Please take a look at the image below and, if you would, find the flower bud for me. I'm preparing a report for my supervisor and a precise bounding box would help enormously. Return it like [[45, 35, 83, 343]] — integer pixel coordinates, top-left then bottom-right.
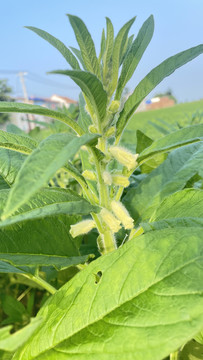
[[109, 100, 120, 113], [102, 171, 112, 185], [88, 125, 98, 134], [104, 126, 115, 138], [112, 174, 130, 187], [70, 219, 96, 238], [109, 146, 139, 170], [111, 200, 134, 230], [82, 170, 97, 181], [100, 208, 121, 233]]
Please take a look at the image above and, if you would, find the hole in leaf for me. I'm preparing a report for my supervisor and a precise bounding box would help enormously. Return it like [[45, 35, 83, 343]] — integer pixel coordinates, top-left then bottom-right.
[[94, 271, 102, 284]]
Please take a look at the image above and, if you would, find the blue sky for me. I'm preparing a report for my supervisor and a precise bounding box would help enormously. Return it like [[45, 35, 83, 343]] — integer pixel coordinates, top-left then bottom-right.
[[1, 0, 203, 102]]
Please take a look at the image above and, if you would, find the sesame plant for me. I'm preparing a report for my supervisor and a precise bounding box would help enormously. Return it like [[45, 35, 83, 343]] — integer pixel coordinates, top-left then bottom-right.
[[0, 14, 203, 360]]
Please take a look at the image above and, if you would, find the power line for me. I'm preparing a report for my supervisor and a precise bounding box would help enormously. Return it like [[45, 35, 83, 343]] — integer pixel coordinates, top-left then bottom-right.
[[0, 70, 77, 90]]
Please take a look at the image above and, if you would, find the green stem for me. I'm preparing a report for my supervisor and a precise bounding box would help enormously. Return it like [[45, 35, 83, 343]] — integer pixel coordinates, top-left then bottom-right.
[[88, 146, 109, 208], [22, 274, 56, 295], [170, 351, 179, 360], [63, 165, 99, 205]]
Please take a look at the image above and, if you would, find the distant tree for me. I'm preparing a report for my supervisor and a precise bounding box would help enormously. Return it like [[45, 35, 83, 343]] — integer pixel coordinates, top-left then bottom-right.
[[0, 79, 13, 124], [154, 89, 177, 104]]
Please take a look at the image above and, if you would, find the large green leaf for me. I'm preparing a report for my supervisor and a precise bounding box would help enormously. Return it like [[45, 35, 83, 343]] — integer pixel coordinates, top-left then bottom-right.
[[142, 189, 203, 231], [139, 124, 203, 162], [67, 15, 100, 77], [0, 129, 37, 152], [0, 188, 95, 269], [115, 15, 154, 100], [123, 142, 203, 223], [0, 187, 99, 227], [0, 102, 84, 135], [25, 27, 80, 69], [116, 44, 203, 140], [110, 17, 135, 96], [50, 70, 107, 124], [0, 254, 92, 271], [13, 227, 203, 360], [2, 133, 97, 218]]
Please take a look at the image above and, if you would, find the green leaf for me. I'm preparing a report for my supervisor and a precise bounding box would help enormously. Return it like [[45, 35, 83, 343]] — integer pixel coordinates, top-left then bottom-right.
[[67, 14, 100, 76], [123, 142, 203, 223], [102, 17, 114, 89], [116, 44, 203, 140], [110, 17, 136, 95], [0, 150, 27, 185], [1, 294, 27, 324], [0, 187, 99, 227], [136, 129, 153, 154], [115, 15, 154, 100], [70, 47, 87, 69], [13, 227, 203, 360], [50, 70, 107, 124], [142, 189, 203, 231], [119, 34, 134, 65], [0, 102, 84, 136], [25, 26, 80, 70], [0, 254, 92, 271], [2, 133, 97, 218], [0, 176, 9, 190], [0, 189, 93, 270], [98, 28, 106, 63], [0, 129, 37, 152], [0, 261, 25, 274], [139, 124, 203, 162], [179, 340, 203, 360], [0, 318, 41, 352]]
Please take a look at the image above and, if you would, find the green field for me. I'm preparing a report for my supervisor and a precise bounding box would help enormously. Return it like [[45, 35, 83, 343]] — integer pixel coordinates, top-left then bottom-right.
[[122, 99, 203, 147]]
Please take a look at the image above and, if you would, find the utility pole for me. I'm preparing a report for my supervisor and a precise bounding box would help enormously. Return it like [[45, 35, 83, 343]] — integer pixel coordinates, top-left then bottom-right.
[[18, 72, 32, 131]]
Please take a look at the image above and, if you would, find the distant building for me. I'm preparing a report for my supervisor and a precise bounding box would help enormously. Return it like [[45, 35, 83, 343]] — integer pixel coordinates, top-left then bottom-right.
[[136, 96, 175, 112], [49, 95, 77, 108]]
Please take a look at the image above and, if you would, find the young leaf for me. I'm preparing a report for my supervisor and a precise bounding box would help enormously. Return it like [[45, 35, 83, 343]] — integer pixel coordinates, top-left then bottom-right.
[[67, 14, 100, 77], [2, 133, 98, 218], [49, 70, 107, 124], [119, 34, 134, 65], [116, 44, 203, 140], [98, 28, 106, 63], [102, 17, 114, 89], [0, 102, 84, 135], [25, 27, 80, 70], [123, 141, 203, 223], [115, 15, 154, 100], [13, 227, 203, 360], [110, 17, 136, 96]]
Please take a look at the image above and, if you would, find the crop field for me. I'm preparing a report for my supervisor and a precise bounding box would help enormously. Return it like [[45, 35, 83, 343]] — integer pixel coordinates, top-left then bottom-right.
[[122, 99, 203, 145]]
